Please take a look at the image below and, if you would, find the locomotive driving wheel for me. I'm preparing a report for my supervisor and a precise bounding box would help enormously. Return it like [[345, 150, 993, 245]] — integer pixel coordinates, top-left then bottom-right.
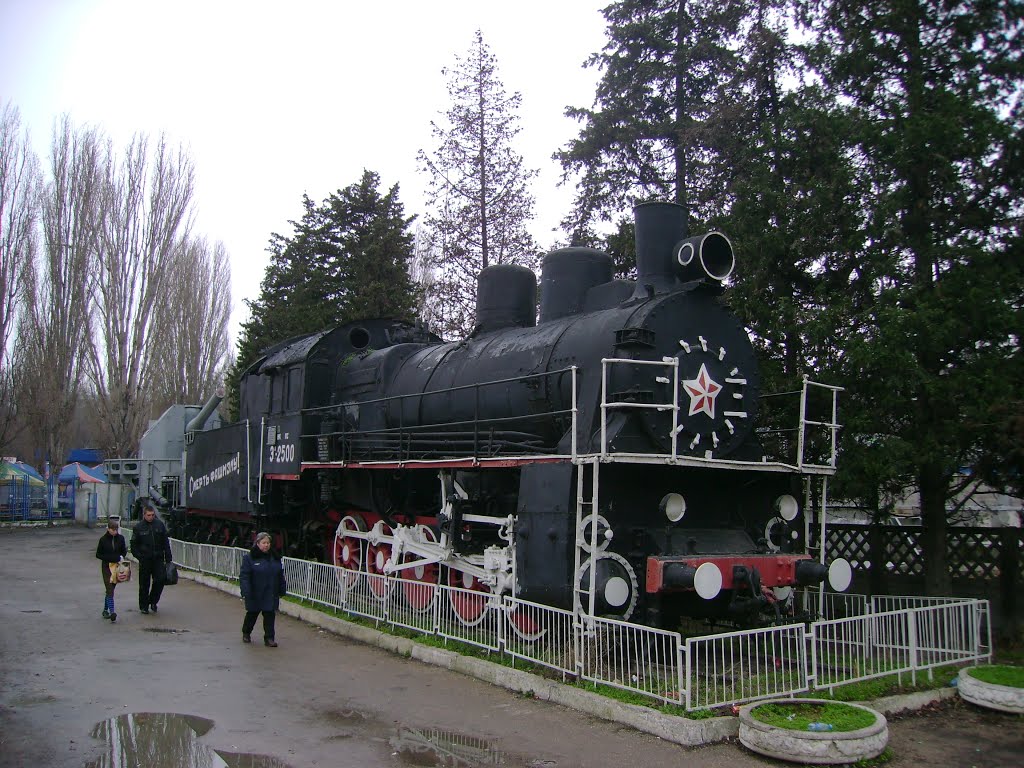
[[365, 522, 394, 600], [505, 602, 546, 643], [332, 515, 366, 588], [446, 568, 492, 627], [576, 551, 640, 622], [400, 525, 439, 612]]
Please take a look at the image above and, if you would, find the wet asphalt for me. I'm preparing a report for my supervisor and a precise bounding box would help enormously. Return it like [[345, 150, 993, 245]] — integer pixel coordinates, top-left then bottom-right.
[[0, 525, 756, 767], [1, 524, 1021, 767]]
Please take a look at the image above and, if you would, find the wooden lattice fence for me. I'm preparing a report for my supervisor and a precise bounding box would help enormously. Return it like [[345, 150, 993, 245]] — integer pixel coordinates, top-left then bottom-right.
[[826, 524, 1022, 635]]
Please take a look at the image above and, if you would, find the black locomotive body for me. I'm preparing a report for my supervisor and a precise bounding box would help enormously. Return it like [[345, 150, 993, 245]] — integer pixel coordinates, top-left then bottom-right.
[[177, 202, 848, 629]]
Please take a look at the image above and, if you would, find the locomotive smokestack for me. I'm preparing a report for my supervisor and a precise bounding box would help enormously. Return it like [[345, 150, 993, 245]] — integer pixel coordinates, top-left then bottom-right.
[[634, 202, 688, 294]]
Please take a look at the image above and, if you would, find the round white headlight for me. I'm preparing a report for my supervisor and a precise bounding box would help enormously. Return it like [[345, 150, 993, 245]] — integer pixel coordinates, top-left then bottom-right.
[[693, 562, 722, 600], [661, 493, 686, 522], [775, 494, 799, 522], [828, 558, 853, 592]]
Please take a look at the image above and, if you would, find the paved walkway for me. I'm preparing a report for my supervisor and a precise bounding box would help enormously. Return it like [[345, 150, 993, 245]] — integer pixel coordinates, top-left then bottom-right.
[[1, 524, 1021, 767]]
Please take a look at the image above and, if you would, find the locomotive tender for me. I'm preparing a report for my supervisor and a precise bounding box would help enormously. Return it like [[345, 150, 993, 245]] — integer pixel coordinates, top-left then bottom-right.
[[175, 201, 851, 630]]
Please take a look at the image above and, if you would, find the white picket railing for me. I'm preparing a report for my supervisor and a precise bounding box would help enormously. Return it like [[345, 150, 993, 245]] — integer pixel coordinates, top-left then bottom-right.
[[171, 538, 991, 711], [812, 598, 991, 692], [579, 615, 684, 704], [684, 622, 809, 710]]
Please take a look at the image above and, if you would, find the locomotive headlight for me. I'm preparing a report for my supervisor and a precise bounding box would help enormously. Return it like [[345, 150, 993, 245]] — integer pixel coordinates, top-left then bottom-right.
[[828, 558, 853, 592], [774, 494, 799, 522], [663, 561, 723, 599], [660, 493, 686, 522], [694, 562, 723, 600]]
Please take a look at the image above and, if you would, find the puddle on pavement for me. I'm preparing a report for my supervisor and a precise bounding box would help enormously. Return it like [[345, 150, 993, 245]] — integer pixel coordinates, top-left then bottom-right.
[[90, 710, 553, 768], [86, 712, 292, 768], [322, 705, 537, 766], [390, 725, 512, 766]]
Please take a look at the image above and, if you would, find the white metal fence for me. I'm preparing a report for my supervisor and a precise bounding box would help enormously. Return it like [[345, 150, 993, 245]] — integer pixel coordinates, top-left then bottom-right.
[[172, 539, 991, 712], [685, 622, 809, 710]]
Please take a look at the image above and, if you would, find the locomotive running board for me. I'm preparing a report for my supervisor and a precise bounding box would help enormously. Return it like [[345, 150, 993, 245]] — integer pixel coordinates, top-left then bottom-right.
[[303, 454, 834, 475], [303, 455, 568, 471]]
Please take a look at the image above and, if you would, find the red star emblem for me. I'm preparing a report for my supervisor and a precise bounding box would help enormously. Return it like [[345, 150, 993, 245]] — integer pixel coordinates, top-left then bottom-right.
[[683, 363, 722, 418]]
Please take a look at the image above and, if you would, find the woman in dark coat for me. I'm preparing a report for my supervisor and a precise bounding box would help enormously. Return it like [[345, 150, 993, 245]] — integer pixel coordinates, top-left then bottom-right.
[[239, 532, 287, 646], [95, 520, 128, 622]]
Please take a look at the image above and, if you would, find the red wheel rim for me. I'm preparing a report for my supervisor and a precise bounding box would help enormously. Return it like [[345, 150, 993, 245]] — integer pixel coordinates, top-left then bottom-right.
[[332, 516, 365, 588], [366, 524, 393, 600], [506, 604, 545, 642], [401, 526, 438, 612], [447, 568, 489, 626]]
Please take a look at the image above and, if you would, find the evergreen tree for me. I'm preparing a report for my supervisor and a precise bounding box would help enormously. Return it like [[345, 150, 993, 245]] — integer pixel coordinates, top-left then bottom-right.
[[326, 171, 418, 322], [709, 1, 864, 393], [563, 0, 1024, 596], [418, 29, 539, 340], [566, 1, 859, 391], [556, 0, 744, 237], [229, 171, 418, 418], [807, 0, 1024, 593]]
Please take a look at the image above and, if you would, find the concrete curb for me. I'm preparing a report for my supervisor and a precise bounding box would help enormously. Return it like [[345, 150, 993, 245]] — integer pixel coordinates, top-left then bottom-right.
[[862, 685, 958, 715], [180, 569, 951, 748], [957, 667, 1024, 713]]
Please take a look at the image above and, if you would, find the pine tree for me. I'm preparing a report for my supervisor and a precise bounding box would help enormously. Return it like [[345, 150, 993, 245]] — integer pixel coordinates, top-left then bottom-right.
[[325, 171, 418, 323], [418, 29, 539, 340], [556, 0, 744, 236], [707, 1, 864, 392], [228, 171, 418, 418]]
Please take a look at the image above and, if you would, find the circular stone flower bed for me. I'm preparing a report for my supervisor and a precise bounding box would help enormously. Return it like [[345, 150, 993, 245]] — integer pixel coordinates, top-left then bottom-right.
[[738, 699, 888, 765], [958, 665, 1024, 714]]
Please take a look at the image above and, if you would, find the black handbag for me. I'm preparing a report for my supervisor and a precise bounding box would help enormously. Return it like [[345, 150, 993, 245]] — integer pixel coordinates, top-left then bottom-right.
[[165, 560, 179, 585]]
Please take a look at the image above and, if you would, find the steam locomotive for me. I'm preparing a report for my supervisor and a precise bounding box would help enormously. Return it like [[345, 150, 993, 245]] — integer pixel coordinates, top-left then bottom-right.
[[117, 202, 851, 630]]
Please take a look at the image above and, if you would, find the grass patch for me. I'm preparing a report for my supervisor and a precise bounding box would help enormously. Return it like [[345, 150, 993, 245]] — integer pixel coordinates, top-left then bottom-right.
[[751, 701, 877, 732], [966, 665, 1024, 688], [571, 681, 700, 717], [811, 664, 963, 702]]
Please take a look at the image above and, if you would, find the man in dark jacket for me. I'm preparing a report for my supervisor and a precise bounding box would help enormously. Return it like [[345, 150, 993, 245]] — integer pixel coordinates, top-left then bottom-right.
[[131, 503, 173, 614]]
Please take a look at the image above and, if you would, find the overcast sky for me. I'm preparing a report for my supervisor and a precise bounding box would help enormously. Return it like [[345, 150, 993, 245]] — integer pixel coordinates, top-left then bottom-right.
[[0, 0, 609, 340]]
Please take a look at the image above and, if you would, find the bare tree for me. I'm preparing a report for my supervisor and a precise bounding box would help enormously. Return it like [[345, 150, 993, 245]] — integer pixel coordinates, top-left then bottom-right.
[[418, 30, 539, 339], [150, 235, 232, 412], [409, 224, 440, 335], [0, 103, 40, 454], [86, 133, 195, 456], [17, 115, 103, 470]]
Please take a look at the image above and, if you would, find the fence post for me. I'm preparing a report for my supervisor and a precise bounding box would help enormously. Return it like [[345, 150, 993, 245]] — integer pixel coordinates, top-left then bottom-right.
[[682, 637, 692, 710], [998, 528, 1020, 640], [907, 610, 919, 686], [806, 626, 818, 693], [868, 523, 886, 596]]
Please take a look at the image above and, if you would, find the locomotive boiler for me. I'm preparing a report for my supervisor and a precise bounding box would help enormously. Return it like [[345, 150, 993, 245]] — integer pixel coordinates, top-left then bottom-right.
[[170, 201, 851, 631]]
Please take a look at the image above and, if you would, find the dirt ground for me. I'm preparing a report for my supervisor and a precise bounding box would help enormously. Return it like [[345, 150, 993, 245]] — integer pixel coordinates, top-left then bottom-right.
[[0, 524, 1021, 767]]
